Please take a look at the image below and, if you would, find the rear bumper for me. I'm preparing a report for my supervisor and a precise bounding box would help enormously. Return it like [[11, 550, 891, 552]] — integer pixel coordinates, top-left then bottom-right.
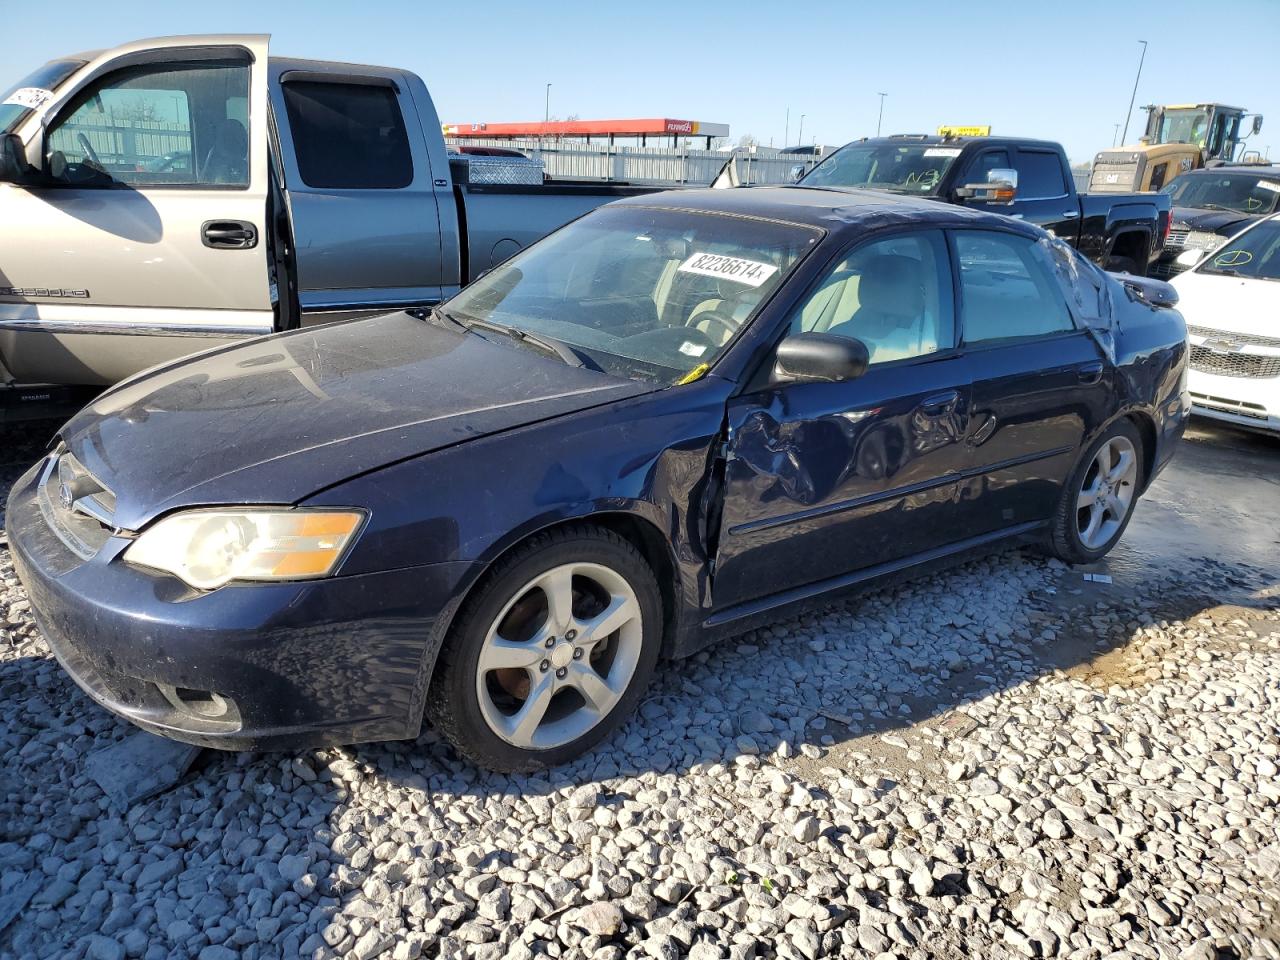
[[7, 461, 475, 751]]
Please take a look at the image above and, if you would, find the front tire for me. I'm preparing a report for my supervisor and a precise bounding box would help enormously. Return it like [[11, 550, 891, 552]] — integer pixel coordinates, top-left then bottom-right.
[[426, 526, 662, 772], [1047, 419, 1144, 564]]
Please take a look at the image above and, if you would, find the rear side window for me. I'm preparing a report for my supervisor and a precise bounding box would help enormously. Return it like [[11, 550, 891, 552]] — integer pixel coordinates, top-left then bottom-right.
[[282, 80, 412, 189], [955, 231, 1075, 344], [1015, 150, 1067, 199]]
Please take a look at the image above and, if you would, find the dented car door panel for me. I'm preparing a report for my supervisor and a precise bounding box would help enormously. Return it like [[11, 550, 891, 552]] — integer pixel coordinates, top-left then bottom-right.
[[712, 359, 973, 609]]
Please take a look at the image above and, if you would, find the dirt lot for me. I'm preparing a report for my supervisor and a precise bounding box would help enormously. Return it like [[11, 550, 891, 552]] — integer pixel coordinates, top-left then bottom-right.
[[1, 418, 1277, 960]]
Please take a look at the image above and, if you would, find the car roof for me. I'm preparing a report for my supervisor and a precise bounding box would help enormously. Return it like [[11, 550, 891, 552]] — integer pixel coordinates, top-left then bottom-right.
[[612, 186, 1043, 239], [1177, 165, 1277, 176], [840, 135, 1061, 150]]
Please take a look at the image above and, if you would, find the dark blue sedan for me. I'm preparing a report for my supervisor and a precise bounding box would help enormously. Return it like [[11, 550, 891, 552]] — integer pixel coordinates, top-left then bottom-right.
[[7, 188, 1189, 771]]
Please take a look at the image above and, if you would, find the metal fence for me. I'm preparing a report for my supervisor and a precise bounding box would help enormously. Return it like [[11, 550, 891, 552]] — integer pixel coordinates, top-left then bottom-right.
[[48, 119, 192, 168], [447, 138, 821, 186]]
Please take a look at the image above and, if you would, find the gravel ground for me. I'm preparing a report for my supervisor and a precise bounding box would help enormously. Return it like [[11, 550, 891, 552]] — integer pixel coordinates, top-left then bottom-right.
[[1, 420, 1278, 960]]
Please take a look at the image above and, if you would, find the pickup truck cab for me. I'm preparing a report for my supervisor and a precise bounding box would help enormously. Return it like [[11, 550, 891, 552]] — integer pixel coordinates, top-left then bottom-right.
[[0, 34, 662, 402], [798, 135, 1171, 276]]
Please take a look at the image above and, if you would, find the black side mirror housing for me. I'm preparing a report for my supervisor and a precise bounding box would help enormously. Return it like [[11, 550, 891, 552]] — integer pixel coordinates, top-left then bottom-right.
[[0, 133, 52, 187], [0, 133, 29, 183], [773, 332, 869, 384]]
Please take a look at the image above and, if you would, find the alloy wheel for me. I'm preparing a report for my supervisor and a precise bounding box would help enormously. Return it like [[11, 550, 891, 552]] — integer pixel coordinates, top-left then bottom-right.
[[1076, 435, 1138, 550], [475, 562, 643, 750]]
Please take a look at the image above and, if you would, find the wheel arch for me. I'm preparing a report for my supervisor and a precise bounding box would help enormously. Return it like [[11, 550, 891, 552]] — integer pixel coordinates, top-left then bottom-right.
[[415, 507, 687, 721]]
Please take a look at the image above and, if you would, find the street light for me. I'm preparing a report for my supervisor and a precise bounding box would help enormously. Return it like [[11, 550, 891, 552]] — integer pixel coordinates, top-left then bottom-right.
[[1119, 40, 1147, 145], [877, 93, 887, 137], [798, 114, 805, 147]]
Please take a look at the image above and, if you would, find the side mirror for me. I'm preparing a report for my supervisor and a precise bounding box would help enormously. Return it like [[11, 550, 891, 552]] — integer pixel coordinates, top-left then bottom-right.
[[955, 168, 1018, 204], [1175, 249, 1204, 268], [773, 333, 869, 384], [0, 133, 31, 184], [1253, 115, 1264, 136], [789, 163, 806, 183]]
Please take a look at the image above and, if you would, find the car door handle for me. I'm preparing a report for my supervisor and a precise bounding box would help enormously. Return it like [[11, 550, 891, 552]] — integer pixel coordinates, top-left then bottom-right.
[[1076, 360, 1104, 384], [918, 389, 960, 415], [201, 220, 258, 250], [1061, 210, 1080, 219]]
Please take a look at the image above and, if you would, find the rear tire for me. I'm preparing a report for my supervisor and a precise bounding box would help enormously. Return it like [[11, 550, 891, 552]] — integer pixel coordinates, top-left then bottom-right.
[[1046, 419, 1144, 565], [426, 525, 662, 772]]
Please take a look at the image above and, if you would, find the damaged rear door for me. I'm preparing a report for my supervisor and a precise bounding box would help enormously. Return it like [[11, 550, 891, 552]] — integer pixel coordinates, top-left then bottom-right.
[[710, 228, 974, 610]]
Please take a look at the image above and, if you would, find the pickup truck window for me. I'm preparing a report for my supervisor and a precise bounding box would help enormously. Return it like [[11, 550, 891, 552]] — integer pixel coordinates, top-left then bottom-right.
[[800, 142, 959, 195], [282, 81, 412, 190], [961, 149, 1010, 186], [442, 205, 819, 384], [955, 231, 1075, 344], [45, 61, 249, 188], [1014, 150, 1068, 199], [791, 230, 955, 365]]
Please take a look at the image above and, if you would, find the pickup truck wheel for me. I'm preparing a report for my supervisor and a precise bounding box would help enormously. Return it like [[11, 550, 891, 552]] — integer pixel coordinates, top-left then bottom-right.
[[1105, 255, 1139, 275], [426, 526, 662, 772], [1046, 419, 1144, 565]]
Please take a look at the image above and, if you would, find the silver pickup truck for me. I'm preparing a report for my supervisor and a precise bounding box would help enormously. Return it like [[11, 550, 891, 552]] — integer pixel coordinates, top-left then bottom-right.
[[0, 34, 664, 415]]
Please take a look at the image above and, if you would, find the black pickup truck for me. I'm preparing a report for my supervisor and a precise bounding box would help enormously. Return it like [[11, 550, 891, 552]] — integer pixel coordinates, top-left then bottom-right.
[[799, 135, 1171, 275]]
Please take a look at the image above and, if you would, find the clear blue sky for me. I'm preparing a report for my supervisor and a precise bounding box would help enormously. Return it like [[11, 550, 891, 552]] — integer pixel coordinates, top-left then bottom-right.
[[7, 0, 1279, 164]]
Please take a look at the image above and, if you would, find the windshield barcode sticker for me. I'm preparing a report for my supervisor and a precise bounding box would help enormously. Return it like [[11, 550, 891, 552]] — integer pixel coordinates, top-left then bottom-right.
[[923, 148, 962, 157], [677, 252, 777, 287], [1258, 180, 1280, 194], [3, 87, 54, 110]]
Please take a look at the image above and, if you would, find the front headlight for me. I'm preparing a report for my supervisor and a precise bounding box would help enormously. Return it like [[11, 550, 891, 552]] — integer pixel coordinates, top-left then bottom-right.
[[124, 509, 365, 590]]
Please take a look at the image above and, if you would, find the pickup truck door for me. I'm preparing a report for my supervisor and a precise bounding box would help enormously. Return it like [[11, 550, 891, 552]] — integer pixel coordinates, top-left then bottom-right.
[[0, 35, 273, 386], [960, 147, 1082, 244], [268, 66, 449, 319]]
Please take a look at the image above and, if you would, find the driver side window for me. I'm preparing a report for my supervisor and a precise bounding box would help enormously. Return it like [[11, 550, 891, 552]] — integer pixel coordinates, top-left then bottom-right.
[[45, 60, 250, 188], [790, 230, 955, 365]]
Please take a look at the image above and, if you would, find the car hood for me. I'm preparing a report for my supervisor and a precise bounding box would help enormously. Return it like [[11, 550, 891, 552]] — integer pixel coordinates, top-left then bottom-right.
[[1172, 206, 1256, 235], [60, 312, 655, 531], [1171, 270, 1280, 338]]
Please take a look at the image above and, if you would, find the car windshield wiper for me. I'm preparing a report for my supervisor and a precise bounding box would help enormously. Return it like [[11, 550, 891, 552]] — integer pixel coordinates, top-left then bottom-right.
[[433, 308, 597, 370]]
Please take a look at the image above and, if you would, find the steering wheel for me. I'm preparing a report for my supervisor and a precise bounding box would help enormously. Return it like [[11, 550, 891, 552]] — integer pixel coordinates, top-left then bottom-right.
[[688, 309, 740, 346], [76, 132, 103, 169]]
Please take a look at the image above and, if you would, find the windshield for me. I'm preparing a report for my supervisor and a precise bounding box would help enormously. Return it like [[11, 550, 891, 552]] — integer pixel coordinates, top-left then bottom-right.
[[441, 205, 820, 384], [1, 59, 85, 134], [1162, 173, 1280, 215], [1152, 108, 1211, 146], [1197, 218, 1280, 282], [799, 142, 960, 195]]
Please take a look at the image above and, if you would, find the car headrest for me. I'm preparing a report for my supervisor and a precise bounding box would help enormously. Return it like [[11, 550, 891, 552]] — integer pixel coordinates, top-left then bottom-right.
[[857, 254, 925, 318]]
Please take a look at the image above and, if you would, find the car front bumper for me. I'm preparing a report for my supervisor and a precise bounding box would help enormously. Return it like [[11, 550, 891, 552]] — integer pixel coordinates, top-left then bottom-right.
[[6, 460, 475, 751], [1188, 368, 1280, 436]]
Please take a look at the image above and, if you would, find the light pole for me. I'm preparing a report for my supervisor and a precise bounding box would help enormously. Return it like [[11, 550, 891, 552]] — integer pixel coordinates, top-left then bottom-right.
[[798, 114, 805, 147], [1112, 123, 1120, 147], [784, 107, 790, 147], [1119, 40, 1147, 145], [876, 93, 887, 137]]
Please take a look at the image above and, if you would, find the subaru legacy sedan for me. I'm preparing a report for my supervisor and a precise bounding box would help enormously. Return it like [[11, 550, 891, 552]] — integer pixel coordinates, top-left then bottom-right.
[[8, 189, 1189, 771]]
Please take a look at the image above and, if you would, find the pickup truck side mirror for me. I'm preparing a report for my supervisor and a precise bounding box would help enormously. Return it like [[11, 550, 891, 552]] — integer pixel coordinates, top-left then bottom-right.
[[773, 333, 869, 384], [955, 168, 1018, 204], [0, 133, 33, 185], [789, 163, 806, 183]]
